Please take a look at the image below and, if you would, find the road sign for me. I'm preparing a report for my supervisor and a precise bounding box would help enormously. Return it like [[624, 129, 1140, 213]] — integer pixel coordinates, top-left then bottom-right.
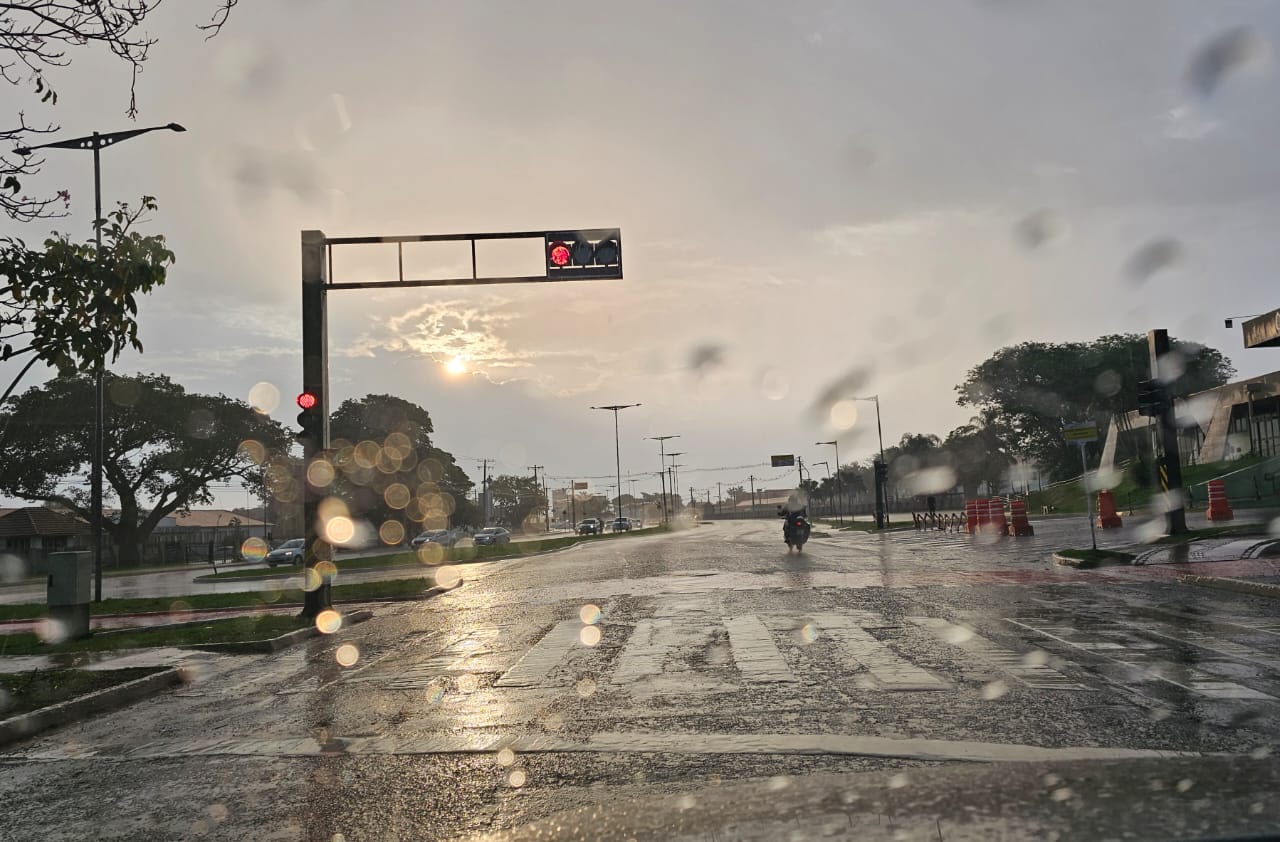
[[771, 454, 795, 467], [1243, 307, 1280, 349], [573, 482, 589, 490], [1062, 423, 1098, 444]]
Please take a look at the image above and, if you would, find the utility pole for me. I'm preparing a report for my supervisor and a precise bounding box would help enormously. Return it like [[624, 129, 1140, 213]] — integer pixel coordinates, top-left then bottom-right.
[[646, 435, 680, 525], [480, 458, 493, 527], [816, 441, 843, 525], [668, 466, 677, 515], [1148, 329, 1188, 535], [528, 465, 545, 531], [667, 452, 685, 514], [750, 475, 757, 517], [717, 482, 722, 516], [657, 470, 668, 523]]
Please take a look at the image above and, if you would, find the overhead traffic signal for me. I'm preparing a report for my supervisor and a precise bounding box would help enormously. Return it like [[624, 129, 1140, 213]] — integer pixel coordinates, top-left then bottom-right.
[[544, 229, 623, 280]]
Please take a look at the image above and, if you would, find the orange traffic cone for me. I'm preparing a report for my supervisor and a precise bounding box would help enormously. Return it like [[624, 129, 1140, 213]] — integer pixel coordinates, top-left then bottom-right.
[[1206, 479, 1234, 522], [1096, 490, 1123, 529]]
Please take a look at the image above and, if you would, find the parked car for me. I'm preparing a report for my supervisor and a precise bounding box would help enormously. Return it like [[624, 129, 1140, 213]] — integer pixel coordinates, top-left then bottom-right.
[[611, 517, 632, 532], [577, 518, 604, 535], [265, 538, 305, 567], [473, 527, 511, 546], [410, 529, 458, 549]]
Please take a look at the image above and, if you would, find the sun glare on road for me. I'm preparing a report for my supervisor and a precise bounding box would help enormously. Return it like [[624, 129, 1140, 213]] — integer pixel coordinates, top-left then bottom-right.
[[445, 356, 467, 377]]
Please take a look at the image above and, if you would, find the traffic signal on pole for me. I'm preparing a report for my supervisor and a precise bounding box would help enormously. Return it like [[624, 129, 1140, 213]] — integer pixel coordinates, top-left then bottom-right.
[[544, 229, 622, 280], [296, 391, 323, 445], [1137, 379, 1167, 417], [874, 461, 889, 482]]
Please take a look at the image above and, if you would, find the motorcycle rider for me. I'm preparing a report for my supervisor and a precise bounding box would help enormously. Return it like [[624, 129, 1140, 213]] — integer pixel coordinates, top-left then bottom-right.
[[777, 491, 810, 547]]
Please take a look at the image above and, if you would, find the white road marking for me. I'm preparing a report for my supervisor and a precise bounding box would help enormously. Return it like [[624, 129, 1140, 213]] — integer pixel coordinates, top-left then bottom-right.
[[1008, 619, 1276, 701], [724, 615, 797, 683], [908, 616, 1085, 690], [814, 613, 949, 691], [610, 618, 675, 685], [494, 620, 583, 688]]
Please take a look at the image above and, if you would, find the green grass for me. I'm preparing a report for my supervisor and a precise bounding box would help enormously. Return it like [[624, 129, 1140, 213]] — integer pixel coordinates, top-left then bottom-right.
[[0, 667, 167, 717], [0, 577, 433, 623], [1055, 547, 1136, 569], [0, 613, 311, 657], [1147, 524, 1271, 544], [1027, 457, 1273, 515], [196, 526, 665, 581]]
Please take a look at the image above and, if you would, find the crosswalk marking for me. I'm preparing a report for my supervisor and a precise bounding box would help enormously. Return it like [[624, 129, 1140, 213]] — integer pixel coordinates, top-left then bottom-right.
[[723, 615, 797, 683], [494, 620, 582, 688], [1114, 620, 1280, 671], [610, 619, 675, 685], [906, 617, 1085, 690], [814, 613, 949, 691], [1008, 619, 1276, 701]]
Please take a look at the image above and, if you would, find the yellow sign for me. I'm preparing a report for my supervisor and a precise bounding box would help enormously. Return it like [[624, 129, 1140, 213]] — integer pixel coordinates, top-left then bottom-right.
[[1062, 424, 1098, 443]]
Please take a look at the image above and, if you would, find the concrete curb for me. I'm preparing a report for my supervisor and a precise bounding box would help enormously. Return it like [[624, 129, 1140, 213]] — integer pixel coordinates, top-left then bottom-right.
[[183, 608, 375, 654], [0, 667, 184, 748], [1178, 575, 1280, 600], [1052, 553, 1098, 569]]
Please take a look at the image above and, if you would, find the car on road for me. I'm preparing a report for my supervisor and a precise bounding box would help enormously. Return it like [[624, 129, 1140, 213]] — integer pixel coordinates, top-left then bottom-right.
[[473, 527, 511, 546], [577, 518, 604, 535], [611, 517, 632, 532], [410, 529, 459, 549], [265, 538, 305, 567]]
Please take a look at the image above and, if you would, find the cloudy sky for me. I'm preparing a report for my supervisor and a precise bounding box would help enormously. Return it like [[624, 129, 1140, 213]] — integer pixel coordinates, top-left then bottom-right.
[[5, 0, 1280, 506]]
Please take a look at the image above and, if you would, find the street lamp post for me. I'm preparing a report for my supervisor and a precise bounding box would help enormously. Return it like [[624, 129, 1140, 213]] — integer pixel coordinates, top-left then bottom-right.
[[592, 404, 640, 532], [666, 453, 686, 515], [645, 435, 679, 524], [851, 395, 887, 529], [816, 440, 843, 525], [15, 123, 186, 602], [814, 460, 831, 517]]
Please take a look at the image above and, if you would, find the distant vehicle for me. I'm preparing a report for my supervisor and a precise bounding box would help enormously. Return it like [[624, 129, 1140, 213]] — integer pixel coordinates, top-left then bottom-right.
[[577, 518, 604, 535], [265, 538, 305, 567], [410, 529, 458, 549], [611, 517, 632, 532], [473, 527, 511, 546]]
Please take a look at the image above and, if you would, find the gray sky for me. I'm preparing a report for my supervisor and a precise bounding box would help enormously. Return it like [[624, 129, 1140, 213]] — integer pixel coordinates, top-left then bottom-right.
[[5, 0, 1280, 506]]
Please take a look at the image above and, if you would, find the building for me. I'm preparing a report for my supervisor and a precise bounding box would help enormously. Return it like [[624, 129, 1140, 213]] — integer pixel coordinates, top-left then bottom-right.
[[0, 506, 90, 575], [1102, 370, 1280, 468]]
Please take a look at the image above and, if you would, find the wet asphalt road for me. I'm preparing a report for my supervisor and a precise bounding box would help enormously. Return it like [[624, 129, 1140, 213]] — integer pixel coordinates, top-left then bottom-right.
[[1, 519, 1279, 840]]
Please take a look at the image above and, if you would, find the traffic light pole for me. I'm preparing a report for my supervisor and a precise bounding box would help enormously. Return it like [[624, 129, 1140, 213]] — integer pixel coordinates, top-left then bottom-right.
[[300, 232, 333, 619], [1148, 329, 1188, 535]]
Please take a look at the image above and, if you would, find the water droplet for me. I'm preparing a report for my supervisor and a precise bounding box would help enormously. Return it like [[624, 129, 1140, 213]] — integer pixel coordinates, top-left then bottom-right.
[[829, 400, 859, 430], [207, 803, 229, 823], [579, 625, 602, 647], [456, 674, 478, 693], [942, 623, 974, 645], [798, 623, 817, 644], [576, 677, 597, 698], [981, 679, 1009, 700], [496, 747, 516, 767], [888, 773, 910, 789], [315, 610, 342, 635], [1176, 778, 1195, 793], [1043, 774, 1061, 787], [677, 794, 697, 810], [1050, 787, 1073, 802], [323, 515, 354, 544], [1014, 209, 1068, 250], [767, 775, 791, 791], [434, 565, 462, 589], [759, 368, 789, 401], [1250, 745, 1272, 759], [1021, 650, 1050, 667], [240, 537, 268, 563], [507, 769, 527, 788], [1094, 370, 1122, 397], [1187, 27, 1270, 98], [335, 643, 359, 667], [247, 381, 280, 414], [1124, 239, 1183, 286], [688, 343, 726, 377], [579, 604, 602, 625]]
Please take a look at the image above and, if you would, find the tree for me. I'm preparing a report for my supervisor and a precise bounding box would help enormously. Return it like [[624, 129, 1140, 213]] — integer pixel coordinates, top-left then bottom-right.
[[0, 373, 289, 565], [488, 475, 547, 531], [1, 1, 237, 221], [326, 394, 477, 538], [726, 485, 746, 505], [0, 197, 175, 401], [943, 414, 1015, 498], [956, 334, 1234, 480]]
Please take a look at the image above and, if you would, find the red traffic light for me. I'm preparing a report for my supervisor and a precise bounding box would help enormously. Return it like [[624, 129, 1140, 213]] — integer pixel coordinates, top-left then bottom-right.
[[297, 392, 318, 410], [548, 241, 571, 267]]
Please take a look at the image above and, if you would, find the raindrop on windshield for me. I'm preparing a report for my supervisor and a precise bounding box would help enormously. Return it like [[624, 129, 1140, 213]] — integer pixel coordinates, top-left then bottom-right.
[[1014, 209, 1068, 250], [1124, 238, 1183, 286], [1186, 27, 1270, 98]]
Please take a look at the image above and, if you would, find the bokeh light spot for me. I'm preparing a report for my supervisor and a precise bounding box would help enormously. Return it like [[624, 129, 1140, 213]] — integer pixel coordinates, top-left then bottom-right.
[[335, 643, 360, 667], [829, 400, 858, 430], [579, 604, 601, 625], [579, 625, 602, 647], [379, 520, 406, 545], [507, 769, 527, 788], [416, 543, 444, 565], [241, 537, 268, 563], [248, 381, 281, 414], [434, 565, 462, 589], [324, 516, 355, 545], [315, 609, 342, 634], [496, 747, 516, 766]]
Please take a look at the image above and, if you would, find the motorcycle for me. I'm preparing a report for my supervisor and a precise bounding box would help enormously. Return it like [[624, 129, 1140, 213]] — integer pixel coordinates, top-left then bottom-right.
[[782, 510, 811, 552]]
